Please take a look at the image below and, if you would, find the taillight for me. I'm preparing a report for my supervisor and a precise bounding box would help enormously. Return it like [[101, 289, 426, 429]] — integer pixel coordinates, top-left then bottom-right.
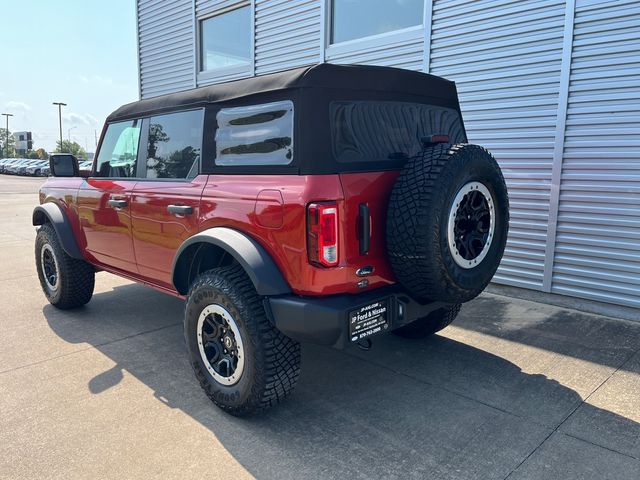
[[307, 202, 339, 267]]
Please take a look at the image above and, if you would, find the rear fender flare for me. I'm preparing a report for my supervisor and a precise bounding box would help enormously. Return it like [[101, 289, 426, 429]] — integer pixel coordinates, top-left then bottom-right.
[[172, 227, 291, 296], [32, 203, 83, 259]]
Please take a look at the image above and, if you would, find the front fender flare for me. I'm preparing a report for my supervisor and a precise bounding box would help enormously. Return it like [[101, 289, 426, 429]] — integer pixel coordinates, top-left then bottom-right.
[[172, 227, 291, 296], [32, 203, 83, 259]]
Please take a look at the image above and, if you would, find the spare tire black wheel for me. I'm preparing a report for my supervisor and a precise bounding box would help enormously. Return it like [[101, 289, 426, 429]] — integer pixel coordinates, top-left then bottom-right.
[[387, 143, 509, 304]]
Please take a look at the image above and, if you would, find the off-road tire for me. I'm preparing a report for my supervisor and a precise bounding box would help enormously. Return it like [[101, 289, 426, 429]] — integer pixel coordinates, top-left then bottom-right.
[[393, 304, 461, 339], [184, 264, 301, 416], [387, 143, 509, 303], [35, 223, 95, 309]]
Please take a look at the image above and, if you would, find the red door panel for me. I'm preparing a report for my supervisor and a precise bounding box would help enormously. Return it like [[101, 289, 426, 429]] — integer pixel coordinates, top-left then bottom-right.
[[338, 171, 399, 282], [77, 178, 138, 273], [131, 176, 207, 288]]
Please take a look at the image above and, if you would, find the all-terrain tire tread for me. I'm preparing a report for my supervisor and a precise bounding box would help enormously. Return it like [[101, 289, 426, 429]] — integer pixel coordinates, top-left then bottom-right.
[[35, 223, 95, 309], [387, 143, 508, 303], [186, 264, 301, 416]]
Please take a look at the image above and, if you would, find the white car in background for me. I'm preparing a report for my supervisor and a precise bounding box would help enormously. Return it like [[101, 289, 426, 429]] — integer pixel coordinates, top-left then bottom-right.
[[79, 160, 93, 174], [25, 160, 50, 176]]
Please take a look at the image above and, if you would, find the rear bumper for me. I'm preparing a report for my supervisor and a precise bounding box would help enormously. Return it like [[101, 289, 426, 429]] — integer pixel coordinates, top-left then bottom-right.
[[266, 286, 449, 349]]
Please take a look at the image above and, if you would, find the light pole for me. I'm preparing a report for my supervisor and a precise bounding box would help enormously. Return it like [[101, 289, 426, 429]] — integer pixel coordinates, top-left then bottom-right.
[[52, 102, 66, 152], [1, 113, 13, 158], [68, 125, 77, 143]]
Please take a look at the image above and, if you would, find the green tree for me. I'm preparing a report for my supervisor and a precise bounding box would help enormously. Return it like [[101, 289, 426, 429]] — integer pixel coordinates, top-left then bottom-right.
[[0, 128, 16, 159], [35, 148, 49, 160], [55, 140, 87, 159], [27, 150, 40, 159]]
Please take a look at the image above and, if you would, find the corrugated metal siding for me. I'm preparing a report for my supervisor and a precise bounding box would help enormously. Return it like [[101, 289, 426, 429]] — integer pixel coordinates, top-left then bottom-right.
[[254, 0, 322, 75], [138, 0, 195, 98], [326, 31, 424, 71], [197, 68, 253, 86], [196, 0, 242, 16], [136, 0, 640, 311], [551, 0, 640, 308], [429, 0, 567, 290]]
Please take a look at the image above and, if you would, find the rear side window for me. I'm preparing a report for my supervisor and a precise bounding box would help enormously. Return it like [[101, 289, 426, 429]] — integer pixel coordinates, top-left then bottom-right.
[[95, 120, 141, 177], [215, 101, 294, 166], [146, 109, 203, 179], [330, 101, 465, 163]]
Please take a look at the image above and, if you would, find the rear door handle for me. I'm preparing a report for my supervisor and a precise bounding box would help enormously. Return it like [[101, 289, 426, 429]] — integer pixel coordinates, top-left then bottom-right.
[[108, 199, 128, 209], [167, 205, 193, 215]]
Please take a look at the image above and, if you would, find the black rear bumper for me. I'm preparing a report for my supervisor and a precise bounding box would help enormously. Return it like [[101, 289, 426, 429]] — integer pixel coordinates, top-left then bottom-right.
[[266, 286, 449, 349]]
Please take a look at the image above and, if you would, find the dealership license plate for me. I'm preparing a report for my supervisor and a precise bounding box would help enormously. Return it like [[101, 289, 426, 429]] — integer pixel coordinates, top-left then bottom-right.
[[349, 299, 390, 342]]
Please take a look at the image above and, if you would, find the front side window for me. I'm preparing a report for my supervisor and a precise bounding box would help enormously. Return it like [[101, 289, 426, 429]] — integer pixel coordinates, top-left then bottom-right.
[[215, 101, 294, 166], [331, 0, 423, 44], [95, 120, 141, 177], [331, 101, 465, 163], [200, 6, 251, 71], [146, 110, 203, 179]]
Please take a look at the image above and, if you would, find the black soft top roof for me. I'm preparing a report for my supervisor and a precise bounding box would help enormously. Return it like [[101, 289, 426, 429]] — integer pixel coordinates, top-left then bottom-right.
[[107, 63, 460, 122]]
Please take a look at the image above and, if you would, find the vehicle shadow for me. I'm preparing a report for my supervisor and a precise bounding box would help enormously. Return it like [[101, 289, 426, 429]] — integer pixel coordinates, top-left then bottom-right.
[[43, 283, 640, 479], [453, 294, 640, 373]]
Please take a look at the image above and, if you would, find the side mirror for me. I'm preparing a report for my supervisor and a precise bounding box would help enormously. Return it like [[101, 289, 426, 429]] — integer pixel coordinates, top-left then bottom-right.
[[49, 154, 79, 177]]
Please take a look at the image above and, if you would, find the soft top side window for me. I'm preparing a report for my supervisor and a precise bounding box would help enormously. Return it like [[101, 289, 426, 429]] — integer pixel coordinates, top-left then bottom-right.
[[215, 100, 294, 166], [95, 120, 141, 178], [145, 109, 203, 179]]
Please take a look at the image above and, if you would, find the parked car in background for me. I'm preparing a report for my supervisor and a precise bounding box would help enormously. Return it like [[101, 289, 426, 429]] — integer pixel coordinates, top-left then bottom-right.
[[6, 159, 32, 174], [78, 161, 93, 174], [1, 158, 17, 173], [1, 158, 51, 176], [25, 160, 49, 176], [0, 158, 17, 173], [17, 160, 44, 176]]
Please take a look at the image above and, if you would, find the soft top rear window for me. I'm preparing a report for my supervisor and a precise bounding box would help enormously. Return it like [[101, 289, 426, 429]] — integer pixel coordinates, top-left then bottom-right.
[[330, 101, 465, 163]]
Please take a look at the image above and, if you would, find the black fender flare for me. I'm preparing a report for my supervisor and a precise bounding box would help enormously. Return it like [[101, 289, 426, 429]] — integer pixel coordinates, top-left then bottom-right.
[[32, 203, 84, 259], [172, 227, 291, 296]]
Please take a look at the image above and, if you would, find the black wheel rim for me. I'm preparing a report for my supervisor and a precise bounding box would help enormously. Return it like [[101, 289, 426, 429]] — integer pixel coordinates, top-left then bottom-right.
[[197, 304, 244, 385], [454, 190, 491, 258], [41, 244, 59, 291], [447, 182, 495, 269]]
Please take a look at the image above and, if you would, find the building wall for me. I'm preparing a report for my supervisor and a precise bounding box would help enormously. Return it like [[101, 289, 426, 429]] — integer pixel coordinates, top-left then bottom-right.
[[136, 0, 640, 310], [13, 131, 32, 153]]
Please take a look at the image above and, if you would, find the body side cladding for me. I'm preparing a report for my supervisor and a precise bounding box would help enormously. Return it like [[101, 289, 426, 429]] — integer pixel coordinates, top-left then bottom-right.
[[32, 203, 84, 259], [172, 227, 291, 296]]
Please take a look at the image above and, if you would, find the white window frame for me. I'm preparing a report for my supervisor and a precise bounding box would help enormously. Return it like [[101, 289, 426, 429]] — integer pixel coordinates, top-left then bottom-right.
[[324, 0, 425, 61], [196, 1, 255, 84]]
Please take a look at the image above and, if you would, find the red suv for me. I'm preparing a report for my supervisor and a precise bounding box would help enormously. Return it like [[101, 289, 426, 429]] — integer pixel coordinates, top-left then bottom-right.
[[34, 64, 509, 415]]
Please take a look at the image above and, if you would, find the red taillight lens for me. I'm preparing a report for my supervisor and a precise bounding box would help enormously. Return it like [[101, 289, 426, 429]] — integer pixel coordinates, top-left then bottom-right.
[[307, 202, 339, 267]]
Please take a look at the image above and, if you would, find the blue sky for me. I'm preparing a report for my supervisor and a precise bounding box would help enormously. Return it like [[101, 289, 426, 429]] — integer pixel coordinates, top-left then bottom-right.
[[0, 0, 138, 152]]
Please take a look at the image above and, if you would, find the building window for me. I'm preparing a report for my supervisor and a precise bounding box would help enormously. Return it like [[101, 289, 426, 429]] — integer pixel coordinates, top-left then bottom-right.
[[330, 0, 424, 44], [199, 6, 251, 72]]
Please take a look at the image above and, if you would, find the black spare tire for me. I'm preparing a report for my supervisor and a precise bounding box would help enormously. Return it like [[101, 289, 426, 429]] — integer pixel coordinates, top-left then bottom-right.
[[387, 143, 509, 304]]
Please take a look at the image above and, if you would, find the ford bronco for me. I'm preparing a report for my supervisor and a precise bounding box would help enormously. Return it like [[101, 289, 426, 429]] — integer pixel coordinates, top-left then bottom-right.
[[34, 64, 509, 415]]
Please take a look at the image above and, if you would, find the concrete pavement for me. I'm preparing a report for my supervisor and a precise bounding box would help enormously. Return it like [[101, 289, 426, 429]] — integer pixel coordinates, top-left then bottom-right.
[[0, 175, 638, 479]]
